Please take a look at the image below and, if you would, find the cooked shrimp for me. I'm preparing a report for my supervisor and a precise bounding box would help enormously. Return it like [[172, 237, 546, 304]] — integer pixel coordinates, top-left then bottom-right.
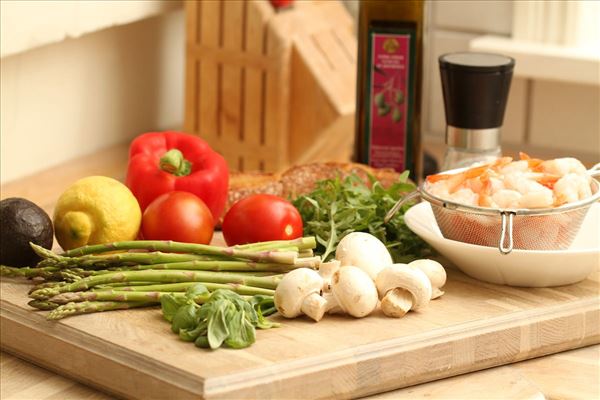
[[427, 180, 450, 198], [519, 152, 544, 169], [519, 187, 554, 208], [539, 158, 587, 176], [424, 155, 593, 209], [553, 173, 593, 206], [504, 173, 548, 195], [499, 160, 529, 175], [450, 188, 479, 206], [492, 189, 522, 208]]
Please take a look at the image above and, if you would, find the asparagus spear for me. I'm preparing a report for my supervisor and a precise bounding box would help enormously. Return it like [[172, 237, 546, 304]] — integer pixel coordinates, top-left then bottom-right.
[[232, 237, 316, 251], [1, 265, 60, 279], [34, 249, 226, 269], [2, 266, 98, 282], [92, 272, 279, 289], [92, 282, 275, 295], [58, 240, 300, 264], [48, 290, 258, 305], [47, 301, 153, 320], [110, 259, 319, 272], [28, 299, 60, 310], [30, 269, 282, 300], [50, 290, 172, 304]]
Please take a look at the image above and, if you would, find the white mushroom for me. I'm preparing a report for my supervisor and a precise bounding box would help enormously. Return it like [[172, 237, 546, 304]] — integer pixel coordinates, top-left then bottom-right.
[[375, 264, 432, 318], [408, 259, 447, 299], [275, 265, 378, 321], [318, 260, 341, 292], [274, 268, 327, 321], [325, 266, 379, 318], [335, 232, 393, 280]]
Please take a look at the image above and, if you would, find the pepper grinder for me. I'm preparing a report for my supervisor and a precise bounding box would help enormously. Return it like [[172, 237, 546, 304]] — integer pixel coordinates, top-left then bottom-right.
[[439, 52, 515, 170]]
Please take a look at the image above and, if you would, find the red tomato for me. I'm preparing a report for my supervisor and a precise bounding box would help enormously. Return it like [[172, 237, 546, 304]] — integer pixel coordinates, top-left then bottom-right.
[[142, 191, 214, 244], [222, 194, 303, 246]]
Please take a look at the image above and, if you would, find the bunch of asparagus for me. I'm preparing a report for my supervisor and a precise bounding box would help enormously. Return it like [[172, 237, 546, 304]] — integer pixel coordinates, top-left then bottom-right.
[[1, 237, 319, 320]]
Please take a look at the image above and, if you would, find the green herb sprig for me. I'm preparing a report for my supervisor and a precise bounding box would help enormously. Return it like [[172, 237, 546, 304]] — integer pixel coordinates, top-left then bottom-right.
[[161, 284, 278, 350], [292, 172, 431, 262]]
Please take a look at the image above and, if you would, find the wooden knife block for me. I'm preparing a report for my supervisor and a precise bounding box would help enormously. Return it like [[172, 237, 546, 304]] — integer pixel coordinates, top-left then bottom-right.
[[184, 0, 356, 172]]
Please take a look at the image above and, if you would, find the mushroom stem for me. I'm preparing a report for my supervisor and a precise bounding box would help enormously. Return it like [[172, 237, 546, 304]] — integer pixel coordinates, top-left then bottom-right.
[[301, 292, 328, 322], [318, 260, 341, 292], [375, 264, 432, 318], [380, 288, 413, 318], [320, 292, 343, 314]]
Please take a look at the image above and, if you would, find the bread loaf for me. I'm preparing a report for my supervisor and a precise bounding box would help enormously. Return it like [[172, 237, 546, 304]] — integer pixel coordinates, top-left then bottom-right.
[[225, 163, 401, 216]]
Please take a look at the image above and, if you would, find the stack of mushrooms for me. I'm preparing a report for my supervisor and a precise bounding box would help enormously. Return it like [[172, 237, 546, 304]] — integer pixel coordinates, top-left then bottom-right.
[[275, 232, 446, 321]]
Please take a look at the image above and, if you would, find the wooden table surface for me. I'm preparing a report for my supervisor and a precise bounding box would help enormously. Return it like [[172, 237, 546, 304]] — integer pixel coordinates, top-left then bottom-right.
[[1, 141, 599, 399]]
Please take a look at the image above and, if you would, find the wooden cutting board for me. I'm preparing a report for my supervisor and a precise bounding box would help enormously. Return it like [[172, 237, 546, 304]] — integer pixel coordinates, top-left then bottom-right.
[[1, 264, 598, 400]]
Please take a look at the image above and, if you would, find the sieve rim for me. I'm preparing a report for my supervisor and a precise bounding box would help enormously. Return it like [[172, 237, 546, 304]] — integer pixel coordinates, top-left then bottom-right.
[[421, 170, 600, 217]]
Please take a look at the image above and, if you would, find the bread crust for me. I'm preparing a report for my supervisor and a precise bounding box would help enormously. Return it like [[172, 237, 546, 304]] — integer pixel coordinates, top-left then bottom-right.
[[225, 163, 401, 215]]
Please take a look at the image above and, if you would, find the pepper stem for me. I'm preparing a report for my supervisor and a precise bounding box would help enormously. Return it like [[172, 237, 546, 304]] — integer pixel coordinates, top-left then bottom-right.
[[159, 149, 192, 176]]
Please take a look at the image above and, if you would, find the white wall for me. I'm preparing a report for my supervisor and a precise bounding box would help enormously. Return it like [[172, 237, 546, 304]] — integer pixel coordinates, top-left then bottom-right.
[[2, 1, 597, 185], [0, 0, 181, 58], [423, 1, 599, 160], [0, 6, 185, 184]]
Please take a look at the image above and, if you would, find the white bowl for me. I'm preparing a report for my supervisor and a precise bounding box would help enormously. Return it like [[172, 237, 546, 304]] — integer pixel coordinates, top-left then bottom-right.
[[404, 201, 600, 287]]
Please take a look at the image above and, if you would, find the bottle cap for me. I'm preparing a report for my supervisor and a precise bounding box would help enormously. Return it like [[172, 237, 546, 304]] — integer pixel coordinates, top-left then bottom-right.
[[439, 52, 515, 130]]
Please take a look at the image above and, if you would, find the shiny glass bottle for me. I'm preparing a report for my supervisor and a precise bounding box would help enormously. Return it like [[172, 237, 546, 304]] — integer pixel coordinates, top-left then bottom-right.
[[354, 0, 425, 181]]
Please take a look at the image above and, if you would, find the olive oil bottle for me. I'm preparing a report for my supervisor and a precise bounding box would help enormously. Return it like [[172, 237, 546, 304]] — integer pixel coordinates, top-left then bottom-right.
[[354, 0, 425, 180]]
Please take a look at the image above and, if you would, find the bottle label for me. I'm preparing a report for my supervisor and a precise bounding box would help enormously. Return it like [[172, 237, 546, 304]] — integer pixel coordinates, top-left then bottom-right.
[[364, 27, 415, 172]]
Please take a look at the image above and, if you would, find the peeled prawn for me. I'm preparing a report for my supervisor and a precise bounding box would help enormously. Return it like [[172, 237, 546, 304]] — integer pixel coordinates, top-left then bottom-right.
[[424, 154, 593, 210], [553, 173, 593, 206], [519, 187, 554, 208], [450, 188, 479, 206], [504, 173, 548, 195], [539, 158, 587, 176], [500, 160, 530, 175], [492, 189, 522, 208]]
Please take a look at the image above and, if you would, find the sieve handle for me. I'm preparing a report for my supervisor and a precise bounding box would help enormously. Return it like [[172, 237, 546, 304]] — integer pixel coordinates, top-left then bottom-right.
[[384, 191, 420, 223], [499, 211, 515, 255], [588, 163, 600, 178]]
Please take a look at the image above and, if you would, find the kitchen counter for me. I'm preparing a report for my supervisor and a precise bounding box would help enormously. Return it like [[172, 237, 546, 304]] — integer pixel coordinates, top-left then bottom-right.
[[1, 141, 598, 399]]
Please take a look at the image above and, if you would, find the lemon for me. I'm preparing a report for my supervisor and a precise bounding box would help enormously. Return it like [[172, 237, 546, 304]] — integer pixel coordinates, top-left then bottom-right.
[[53, 176, 141, 250]]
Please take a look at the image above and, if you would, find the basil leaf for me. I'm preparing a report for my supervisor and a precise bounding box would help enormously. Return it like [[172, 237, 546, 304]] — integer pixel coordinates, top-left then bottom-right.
[[179, 317, 208, 342], [167, 287, 278, 350], [184, 284, 209, 302], [172, 304, 200, 334], [207, 301, 230, 349], [160, 294, 187, 323], [225, 310, 256, 349], [194, 335, 210, 348]]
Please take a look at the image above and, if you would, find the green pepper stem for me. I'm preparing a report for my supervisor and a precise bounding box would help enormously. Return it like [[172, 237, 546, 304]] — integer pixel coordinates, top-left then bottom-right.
[[159, 149, 192, 177]]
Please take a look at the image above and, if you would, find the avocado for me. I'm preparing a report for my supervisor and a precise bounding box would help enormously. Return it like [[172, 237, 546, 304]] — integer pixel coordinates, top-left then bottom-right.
[[0, 197, 54, 267]]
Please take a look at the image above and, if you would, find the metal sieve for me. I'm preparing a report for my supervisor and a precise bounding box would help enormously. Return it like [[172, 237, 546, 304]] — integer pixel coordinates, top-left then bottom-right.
[[386, 165, 600, 255]]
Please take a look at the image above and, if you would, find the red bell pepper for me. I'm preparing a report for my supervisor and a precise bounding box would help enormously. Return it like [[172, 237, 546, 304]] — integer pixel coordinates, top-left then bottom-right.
[[125, 131, 229, 223], [270, 0, 294, 9]]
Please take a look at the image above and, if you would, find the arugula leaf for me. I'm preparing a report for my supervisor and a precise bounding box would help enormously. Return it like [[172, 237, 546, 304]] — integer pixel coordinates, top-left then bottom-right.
[[292, 172, 431, 262]]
